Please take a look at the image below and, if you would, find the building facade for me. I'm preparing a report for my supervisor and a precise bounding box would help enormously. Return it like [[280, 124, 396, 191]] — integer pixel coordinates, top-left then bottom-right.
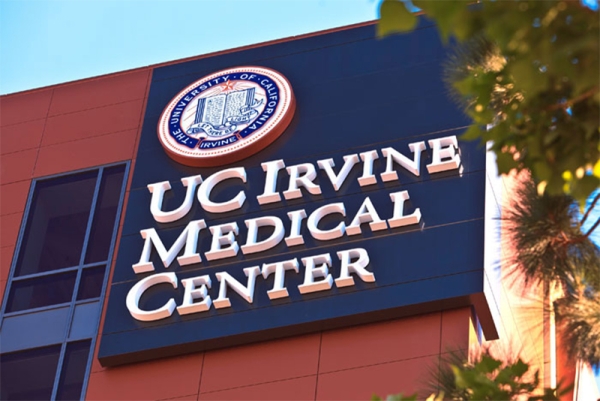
[[0, 20, 593, 400]]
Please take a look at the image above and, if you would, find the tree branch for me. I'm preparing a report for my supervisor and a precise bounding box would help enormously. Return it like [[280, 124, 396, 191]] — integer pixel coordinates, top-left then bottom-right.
[[581, 192, 600, 226], [584, 217, 600, 238], [548, 86, 599, 111]]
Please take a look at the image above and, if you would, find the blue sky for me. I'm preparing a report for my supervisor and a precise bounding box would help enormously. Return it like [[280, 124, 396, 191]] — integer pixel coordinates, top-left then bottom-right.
[[0, 0, 377, 95]]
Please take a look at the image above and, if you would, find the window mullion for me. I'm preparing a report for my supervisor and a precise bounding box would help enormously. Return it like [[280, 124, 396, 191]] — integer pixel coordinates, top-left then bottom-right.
[[79, 169, 104, 267], [50, 342, 68, 401]]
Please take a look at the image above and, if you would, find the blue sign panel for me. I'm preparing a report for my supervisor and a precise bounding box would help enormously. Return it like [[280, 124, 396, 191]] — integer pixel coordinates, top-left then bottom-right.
[[99, 21, 498, 366]]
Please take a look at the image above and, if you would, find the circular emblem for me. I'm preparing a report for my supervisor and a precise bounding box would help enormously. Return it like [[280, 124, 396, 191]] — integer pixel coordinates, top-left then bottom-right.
[[158, 66, 295, 167]]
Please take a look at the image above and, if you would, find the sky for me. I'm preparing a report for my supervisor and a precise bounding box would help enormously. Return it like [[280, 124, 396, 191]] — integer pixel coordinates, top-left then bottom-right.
[[0, 0, 377, 95]]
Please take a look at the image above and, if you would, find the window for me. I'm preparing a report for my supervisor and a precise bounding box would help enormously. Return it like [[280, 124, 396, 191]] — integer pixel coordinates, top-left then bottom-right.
[[0, 163, 128, 400]]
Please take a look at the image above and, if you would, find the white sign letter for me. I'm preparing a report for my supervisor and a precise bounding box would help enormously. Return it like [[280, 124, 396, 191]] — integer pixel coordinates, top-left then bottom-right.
[[126, 273, 177, 321], [257, 159, 285, 205], [241, 216, 285, 255], [177, 275, 212, 315], [317, 154, 359, 191], [346, 197, 387, 235], [205, 222, 239, 261], [132, 219, 206, 274], [388, 191, 421, 228], [427, 136, 461, 173], [307, 203, 346, 241], [335, 248, 375, 287], [298, 253, 333, 294], [262, 258, 299, 299], [380, 142, 426, 182], [214, 266, 261, 308], [148, 175, 203, 223], [198, 167, 247, 213], [283, 163, 322, 199]]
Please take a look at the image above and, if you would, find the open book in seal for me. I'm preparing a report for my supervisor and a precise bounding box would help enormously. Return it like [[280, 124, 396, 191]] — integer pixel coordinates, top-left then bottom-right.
[[186, 88, 264, 138]]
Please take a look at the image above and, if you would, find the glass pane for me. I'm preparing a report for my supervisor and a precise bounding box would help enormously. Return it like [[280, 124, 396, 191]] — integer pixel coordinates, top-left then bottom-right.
[[0, 344, 61, 400], [55, 340, 91, 401], [76, 266, 105, 300], [6, 271, 77, 313], [84, 165, 126, 263], [15, 171, 98, 277]]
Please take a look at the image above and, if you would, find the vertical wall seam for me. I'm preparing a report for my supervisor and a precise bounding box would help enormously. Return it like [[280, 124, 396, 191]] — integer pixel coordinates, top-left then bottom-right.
[[196, 352, 205, 401], [313, 332, 323, 401], [32, 89, 54, 178]]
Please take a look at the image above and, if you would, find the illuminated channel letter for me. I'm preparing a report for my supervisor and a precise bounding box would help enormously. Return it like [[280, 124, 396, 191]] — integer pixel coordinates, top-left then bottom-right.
[[380, 141, 426, 182], [317, 154, 359, 191], [285, 209, 307, 246], [307, 203, 346, 241], [298, 253, 333, 294], [177, 275, 212, 315], [346, 197, 388, 235], [283, 163, 322, 199], [132, 219, 206, 274], [358, 150, 379, 186], [257, 159, 285, 205], [126, 273, 178, 321], [335, 248, 375, 287], [148, 175, 203, 223], [241, 216, 285, 255], [388, 191, 421, 228], [198, 167, 247, 213], [427, 135, 461, 173], [214, 266, 261, 308], [262, 258, 299, 299], [205, 222, 240, 261]]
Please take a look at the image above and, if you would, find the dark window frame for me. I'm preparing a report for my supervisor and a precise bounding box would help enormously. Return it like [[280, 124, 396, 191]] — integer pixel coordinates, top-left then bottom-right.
[[0, 161, 130, 400]]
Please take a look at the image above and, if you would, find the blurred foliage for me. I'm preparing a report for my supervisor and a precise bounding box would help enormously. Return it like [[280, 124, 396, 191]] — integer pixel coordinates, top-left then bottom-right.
[[504, 178, 600, 366], [378, 0, 599, 206]]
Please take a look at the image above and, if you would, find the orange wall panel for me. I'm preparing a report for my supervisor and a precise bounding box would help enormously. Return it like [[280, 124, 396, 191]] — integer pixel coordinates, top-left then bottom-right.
[[0, 180, 30, 216], [34, 128, 138, 177], [41, 100, 145, 146], [48, 70, 150, 116], [85, 353, 203, 401], [1, 119, 46, 155], [0, 148, 37, 185], [319, 313, 441, 374], [200, 376, 318, 401], [86, 308, 472, 400], [0, 89, 52, 127]]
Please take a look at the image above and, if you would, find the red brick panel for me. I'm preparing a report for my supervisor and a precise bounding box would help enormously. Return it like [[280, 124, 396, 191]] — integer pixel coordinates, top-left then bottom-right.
[[1, 119, 46, 155], [0, 149, 37, 185], [0, 181, 31, 216], [34, 129, 138, 177], [199, 334, 321, 394], [41, 100, 145, 146], [316, 355, 438, 400], [0, 90, 52, 127], [48, 70, 150, 117], [319, 313, 442, 374], [199, 376, 318, 401], [0, 212, 23, 249], [440, 307, 471, 352], [85, 353, 203, 401]]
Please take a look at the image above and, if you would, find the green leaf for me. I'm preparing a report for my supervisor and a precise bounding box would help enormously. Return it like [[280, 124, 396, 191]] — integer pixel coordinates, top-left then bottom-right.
[[496, 151, 518, 174], [511, 359, 529, 377], [461, 125, 484, 141], [478, 354, 502, 374], [378, 0, 418, 37]]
